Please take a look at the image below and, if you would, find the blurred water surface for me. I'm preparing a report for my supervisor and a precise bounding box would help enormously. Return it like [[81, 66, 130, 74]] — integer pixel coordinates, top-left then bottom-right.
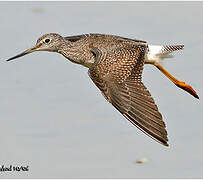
[[0, 1, 202, 178]]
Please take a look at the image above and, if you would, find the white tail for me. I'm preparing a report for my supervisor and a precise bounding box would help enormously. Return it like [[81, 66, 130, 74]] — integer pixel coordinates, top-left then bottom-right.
[[145, 44, 184, 64]]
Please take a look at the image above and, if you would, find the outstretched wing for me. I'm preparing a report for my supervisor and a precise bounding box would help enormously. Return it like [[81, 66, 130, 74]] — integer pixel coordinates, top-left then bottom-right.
[[88, 44, 168, 146]]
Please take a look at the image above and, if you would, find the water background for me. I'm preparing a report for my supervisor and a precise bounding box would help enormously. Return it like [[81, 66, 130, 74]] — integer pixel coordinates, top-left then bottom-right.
[[0, 1, 202, 178]]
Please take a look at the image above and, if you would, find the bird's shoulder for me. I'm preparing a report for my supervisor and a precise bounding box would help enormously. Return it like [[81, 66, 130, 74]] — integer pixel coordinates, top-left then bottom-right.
[[88, 42, 147, 85]]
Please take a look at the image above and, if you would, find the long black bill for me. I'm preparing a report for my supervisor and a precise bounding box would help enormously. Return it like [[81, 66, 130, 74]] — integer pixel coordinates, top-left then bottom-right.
[[6, 46, 38, 61]]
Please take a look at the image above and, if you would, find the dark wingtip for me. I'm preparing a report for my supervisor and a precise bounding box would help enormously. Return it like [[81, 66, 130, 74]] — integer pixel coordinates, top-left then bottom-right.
[[158, 138, 169, 147], [163, 142, 169, 147]]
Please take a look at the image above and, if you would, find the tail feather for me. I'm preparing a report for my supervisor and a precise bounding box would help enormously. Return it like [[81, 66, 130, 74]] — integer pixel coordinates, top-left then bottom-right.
[[146, 44, 184, 64], [161, 45, 184, 54]]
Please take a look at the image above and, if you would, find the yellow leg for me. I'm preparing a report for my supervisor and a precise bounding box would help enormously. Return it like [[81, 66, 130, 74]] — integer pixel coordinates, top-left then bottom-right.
[[148, 62, 199, 99]]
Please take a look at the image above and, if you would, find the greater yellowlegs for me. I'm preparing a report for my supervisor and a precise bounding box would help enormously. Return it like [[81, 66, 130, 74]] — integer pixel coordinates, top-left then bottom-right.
[[6, 33, 199, 146]]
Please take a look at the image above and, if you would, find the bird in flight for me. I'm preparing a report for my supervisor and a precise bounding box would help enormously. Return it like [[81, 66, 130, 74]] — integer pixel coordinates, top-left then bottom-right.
[[6, 33, 199, 146]]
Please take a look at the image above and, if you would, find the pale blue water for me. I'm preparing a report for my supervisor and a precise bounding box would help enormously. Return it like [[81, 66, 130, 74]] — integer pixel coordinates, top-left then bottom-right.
[[0, 1, 202, 178]]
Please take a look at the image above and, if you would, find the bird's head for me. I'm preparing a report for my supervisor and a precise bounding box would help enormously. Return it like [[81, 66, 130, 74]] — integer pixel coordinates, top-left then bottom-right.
[[6, 33, 64, 61]]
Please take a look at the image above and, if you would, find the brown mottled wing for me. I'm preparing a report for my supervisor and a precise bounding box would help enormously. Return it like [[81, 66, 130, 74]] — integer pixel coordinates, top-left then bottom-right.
[[88, 44, 168, 146]]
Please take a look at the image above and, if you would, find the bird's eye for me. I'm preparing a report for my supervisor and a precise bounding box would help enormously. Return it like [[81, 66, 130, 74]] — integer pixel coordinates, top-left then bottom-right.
[[45, 39, 50, 43]]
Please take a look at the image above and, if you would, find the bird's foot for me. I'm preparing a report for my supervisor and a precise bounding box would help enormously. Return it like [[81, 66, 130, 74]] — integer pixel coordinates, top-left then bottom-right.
[[175, 81, 199, 99]]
